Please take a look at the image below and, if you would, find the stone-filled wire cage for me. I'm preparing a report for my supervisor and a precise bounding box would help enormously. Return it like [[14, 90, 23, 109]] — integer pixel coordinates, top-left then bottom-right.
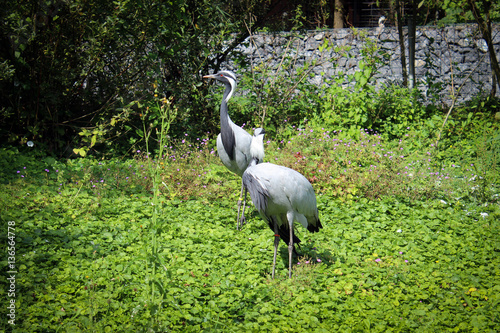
[[224, 23, 499, 105]]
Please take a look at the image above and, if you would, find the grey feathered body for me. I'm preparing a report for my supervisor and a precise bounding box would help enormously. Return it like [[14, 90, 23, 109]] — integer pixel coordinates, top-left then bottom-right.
[[242, 162, 322, 245]]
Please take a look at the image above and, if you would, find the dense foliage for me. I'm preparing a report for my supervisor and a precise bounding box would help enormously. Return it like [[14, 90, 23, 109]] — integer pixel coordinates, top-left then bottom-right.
[[0, 0, 243, 154], [1, 0, 500, 156]]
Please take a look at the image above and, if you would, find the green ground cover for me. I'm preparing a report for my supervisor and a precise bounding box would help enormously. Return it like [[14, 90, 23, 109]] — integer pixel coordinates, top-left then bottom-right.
[[1, 125, 499, 332]]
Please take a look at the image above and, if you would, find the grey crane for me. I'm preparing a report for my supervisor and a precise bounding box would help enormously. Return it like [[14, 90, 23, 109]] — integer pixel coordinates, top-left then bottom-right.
[[203, 70, 264, 229], [242, 134, 323, 278]]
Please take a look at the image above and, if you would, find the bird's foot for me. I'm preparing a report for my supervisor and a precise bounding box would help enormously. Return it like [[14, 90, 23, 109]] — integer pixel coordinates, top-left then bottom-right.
[[236, 218, 245, 231]]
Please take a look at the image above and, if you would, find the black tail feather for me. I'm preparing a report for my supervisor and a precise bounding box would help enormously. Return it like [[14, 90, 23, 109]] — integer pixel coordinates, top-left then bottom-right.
[[307, 218, 323, 233]]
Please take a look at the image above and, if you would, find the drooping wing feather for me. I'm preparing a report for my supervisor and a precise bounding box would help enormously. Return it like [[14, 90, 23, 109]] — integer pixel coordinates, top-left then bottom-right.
[[242, 171, 269, 213]]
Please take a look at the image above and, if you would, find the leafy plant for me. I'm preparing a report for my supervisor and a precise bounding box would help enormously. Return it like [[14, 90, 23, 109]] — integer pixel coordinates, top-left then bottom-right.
[[313, 29, 388, 138], [0, 0, 245, 155]]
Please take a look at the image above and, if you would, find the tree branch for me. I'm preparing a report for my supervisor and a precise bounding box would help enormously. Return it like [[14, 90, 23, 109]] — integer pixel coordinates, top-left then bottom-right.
[[467, 0, 500, 95]]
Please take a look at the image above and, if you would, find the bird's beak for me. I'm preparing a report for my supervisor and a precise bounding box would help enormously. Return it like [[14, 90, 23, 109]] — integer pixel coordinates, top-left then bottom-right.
[[203, 74, 216, 79]]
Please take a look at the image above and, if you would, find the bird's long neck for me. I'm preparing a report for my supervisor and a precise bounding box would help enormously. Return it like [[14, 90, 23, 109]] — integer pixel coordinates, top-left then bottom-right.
[[220, 82, 233, 129], [220, 96, 231, 133], [220, 82, 236, 160]]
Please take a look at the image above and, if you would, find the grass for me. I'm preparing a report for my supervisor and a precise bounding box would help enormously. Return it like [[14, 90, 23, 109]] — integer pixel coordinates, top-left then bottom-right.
[[0, 125, 499, 332]]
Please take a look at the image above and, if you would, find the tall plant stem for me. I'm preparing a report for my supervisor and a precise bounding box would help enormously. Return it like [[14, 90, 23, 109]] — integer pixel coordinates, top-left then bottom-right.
[[435, 56, 485, 150], [145, 98, 176, 329]]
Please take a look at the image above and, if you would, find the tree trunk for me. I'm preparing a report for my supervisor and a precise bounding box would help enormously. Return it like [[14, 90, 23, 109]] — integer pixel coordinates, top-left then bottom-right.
[[395, 0, 408, 86], [408, 17, 415, 89], [333, 0, 344, 29], [467, 0, 500, 96]]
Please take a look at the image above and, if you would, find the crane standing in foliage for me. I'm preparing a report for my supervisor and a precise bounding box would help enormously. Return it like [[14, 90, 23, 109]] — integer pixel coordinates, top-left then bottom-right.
[[203, 71, 264, 230], [242, 130, 323, 278]]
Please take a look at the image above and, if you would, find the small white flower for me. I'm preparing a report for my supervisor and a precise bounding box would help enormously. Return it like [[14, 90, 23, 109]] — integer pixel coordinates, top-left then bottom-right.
[[440, 200, 447, 205], [27, 141, 34, 147], [396, 229, 402, 233], [480, 212, 488, 219]]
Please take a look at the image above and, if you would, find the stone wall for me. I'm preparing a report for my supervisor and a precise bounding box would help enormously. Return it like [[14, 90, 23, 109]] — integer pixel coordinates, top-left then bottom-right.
[[224, 24, 500, 104]]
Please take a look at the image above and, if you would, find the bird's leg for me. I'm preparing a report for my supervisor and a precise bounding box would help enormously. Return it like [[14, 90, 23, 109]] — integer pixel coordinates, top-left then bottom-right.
[[241, 187, 248, 226], [287, 212, 294, 279], [288, 225, 294, 279], [236, 183, 245, 230], [272, 222, 280, 279]]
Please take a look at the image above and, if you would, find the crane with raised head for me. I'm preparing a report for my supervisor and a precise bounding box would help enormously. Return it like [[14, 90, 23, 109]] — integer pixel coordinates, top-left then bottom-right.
[[203, 70, 265, 230], [242, 131, 323, 278]]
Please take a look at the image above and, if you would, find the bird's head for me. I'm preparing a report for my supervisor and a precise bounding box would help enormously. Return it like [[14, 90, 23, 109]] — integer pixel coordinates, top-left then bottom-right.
[[203, 70, 237, 83], [203, 71, 237, 102], [250, 127, 266, 163]]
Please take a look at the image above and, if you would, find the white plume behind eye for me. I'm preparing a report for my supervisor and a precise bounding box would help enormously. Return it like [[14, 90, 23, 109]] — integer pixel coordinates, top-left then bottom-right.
[[224, 74, 237, 103], [220, 70, 237, 81]]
